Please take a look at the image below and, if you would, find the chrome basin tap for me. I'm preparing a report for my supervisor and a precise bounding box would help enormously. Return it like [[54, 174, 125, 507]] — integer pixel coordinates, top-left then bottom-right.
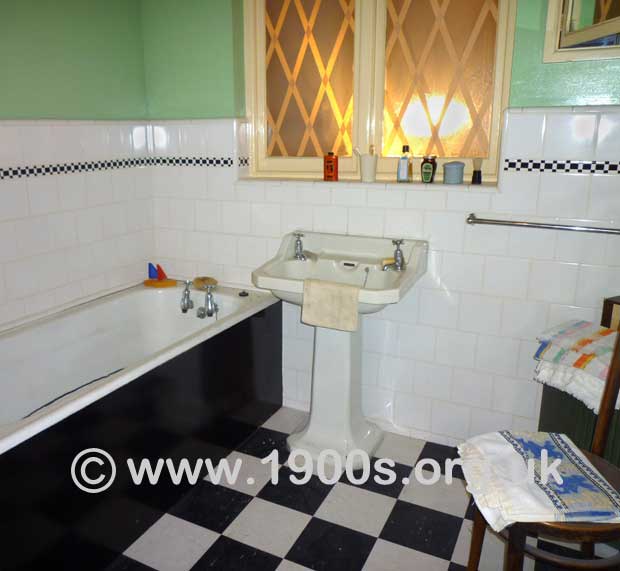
[[180, 280, 194, 313], [197, 285, 218, 318], [383, 239, 406, 272], [293, 232, 307, 261]]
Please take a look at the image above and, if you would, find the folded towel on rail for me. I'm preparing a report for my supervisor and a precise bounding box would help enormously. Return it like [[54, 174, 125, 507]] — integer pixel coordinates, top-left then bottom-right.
[[458, 431, 620, 532], [535, 320, 617, 382], [301, 279, 359, 332], [534, 361, 620, 413]]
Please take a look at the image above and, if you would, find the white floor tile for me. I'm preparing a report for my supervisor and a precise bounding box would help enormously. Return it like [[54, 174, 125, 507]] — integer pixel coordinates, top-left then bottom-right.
[[375, 432, 425, 466], [363, 538, 448, 570], [399, 474, 470, 518], [263, 407, 309, 434], [224, 497, 311, 558], [315, 482, 396, 537], [124, 514, 218, 571]]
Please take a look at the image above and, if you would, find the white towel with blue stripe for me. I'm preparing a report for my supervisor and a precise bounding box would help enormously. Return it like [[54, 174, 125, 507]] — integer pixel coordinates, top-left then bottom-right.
[[458, 431, 620, 532]]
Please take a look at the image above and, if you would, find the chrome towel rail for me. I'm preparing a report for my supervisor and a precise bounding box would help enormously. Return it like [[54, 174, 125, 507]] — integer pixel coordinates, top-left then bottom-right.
[[466, 213, 620, 236]]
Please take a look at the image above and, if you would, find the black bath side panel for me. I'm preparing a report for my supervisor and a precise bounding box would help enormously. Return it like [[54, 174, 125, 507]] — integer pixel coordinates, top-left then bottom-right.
[[0, 302, 282, 570]]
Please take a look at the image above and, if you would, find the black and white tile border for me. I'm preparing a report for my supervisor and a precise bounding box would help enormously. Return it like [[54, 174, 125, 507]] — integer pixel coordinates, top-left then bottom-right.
[[0, 155, 240, 181], [504, 158, 620, 174]]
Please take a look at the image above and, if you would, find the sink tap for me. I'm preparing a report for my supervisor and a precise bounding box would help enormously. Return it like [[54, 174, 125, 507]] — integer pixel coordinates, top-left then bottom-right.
[[180, 280, 194, 313], [383, 239, 406, 271], [197, 285, 218, 318], [293, 232, 307, 261]]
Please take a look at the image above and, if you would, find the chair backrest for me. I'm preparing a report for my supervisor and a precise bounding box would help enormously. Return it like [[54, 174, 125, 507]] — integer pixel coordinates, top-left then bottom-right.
[[592, 333, 620, 456]]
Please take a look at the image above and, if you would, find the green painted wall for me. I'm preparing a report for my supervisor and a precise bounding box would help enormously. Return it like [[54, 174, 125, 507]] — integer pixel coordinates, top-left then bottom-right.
[[140, 0, 245, 119], [510, 0, 620, 107], [0, 0, 147, 119]]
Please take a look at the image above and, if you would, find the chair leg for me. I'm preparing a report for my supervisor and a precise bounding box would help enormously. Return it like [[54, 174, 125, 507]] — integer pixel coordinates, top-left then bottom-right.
[[505, 524, 527, 571], [467, 505, 486, 571], [581, 542, 595, 558]]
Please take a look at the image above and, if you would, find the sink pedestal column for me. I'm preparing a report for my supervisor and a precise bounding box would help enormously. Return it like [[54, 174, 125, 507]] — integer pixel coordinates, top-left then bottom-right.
[[287, 324, 384, 468]]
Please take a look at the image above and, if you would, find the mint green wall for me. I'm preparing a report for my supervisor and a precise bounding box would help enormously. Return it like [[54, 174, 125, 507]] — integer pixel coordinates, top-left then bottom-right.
[[141, 0, 245, 119], [0, 0, 147, 119], [510, 0, 620, 107]]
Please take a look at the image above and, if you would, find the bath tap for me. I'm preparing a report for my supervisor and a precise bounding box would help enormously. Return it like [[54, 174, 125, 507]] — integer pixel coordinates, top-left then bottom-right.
[[180, 280, 194, 313], [197, 285, 218, 318], [382, 239, 406, 271], [293, 232, 307, 261]]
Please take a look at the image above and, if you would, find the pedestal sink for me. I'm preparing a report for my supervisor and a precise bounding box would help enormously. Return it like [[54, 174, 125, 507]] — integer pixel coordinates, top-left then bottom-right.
[[252, 231, 428, 466]]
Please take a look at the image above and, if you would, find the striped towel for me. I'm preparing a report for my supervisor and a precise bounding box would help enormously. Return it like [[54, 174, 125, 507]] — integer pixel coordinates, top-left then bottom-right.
[[459, 431, 620, 532], [535, 320, 616, 382]]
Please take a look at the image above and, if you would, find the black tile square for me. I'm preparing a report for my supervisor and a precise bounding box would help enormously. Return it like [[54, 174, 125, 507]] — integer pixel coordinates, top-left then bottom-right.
[[106, 555, 156, 570], [73, 496, 163, 553], [198, 417, 257, 450], [237, 427, 290, 461], [29, 532, 118, 571], [169, 481, 252, 533], [192, 536, 281, 571], [464, 496, 476, 521], [286, 518, 375, 571], [339, 457, 412, 498], [448, 563, 466, 571], [258, 466, 333, 515], [416, 442, 464, 480], [534, 540, 587, 571], [380, 501, 462, 560]]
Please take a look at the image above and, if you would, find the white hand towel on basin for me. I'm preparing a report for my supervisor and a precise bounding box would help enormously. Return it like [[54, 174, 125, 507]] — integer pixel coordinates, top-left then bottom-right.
[[301, 279, 360, 332]]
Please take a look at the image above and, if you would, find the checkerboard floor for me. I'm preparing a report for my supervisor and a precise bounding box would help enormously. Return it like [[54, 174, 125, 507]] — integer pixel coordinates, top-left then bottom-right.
[[104, 408, 573, 571]]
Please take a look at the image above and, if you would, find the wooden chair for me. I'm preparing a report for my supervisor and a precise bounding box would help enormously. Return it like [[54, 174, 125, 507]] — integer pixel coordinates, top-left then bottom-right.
[[467, 333, 620, 570]]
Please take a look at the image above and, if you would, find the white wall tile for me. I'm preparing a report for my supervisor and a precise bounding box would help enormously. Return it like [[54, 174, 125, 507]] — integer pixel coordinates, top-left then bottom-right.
[[312, 206, 347, 233], [528, 260, 578, 304], [0, 180, 29, 221], [419, 289, 460, 328], [491, 171, 539, 215], [596, 113, 620, 161], [332, 187, 367, 206], [589, 175, 620, 222], [508, 227, 556, 260], [458, 294, 502, 334], [378, 355, 414, 393], [431, 401, 470, 439], [413, 361, 452, 400], [451, 368, 493, 409], [251, 203, 281, 237], [405, 189, 446, 210], [469, 408, 512, 437], [464, 224, 510, 256], [537, 173, 589, 218], [435, 329, 477, 368], [348, 207, 384, 237], [367, 189, 405, 209], [221, 202, 250, 234], [424, 211, 465, 252], [476, 335, 520, 376], [439, 252, 484, 293], [503, 110, 545, 158], [575, 265, 620, 308], [542, 112, 597, 160], [397, 323, 436, 360], [383, 209, 424, 240], [554, 231, 607, 264], [394, 393, 431, 431], [483, 256, 529, 299], [492, 376, 539, 418], [501, 299, 548, 340]]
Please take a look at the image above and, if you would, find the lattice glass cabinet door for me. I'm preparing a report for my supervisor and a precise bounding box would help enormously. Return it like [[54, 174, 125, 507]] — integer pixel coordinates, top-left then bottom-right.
[[382, 0, 498, 158], [265, 0, 355, 158]]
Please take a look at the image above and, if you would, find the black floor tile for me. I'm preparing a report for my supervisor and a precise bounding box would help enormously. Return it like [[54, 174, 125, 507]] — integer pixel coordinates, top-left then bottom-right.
[[339, 457, 413, 498], [198, 417, 258, 449], [237, 427, 290, 461], [27, 532, 118, 571], [380, 501, 462, 560], [448, 563, 467, 571], [416, 442, 465, 480], [169, 481, 252, 533], [286, 518, 376, 571], [73, 496, 163, 553], [258, 466, 333, 515], [192, 536, 281, 571], [106, 555, 157, 570]]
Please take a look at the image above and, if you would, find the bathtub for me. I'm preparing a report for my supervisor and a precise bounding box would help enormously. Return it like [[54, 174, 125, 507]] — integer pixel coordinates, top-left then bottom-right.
[[0, 283, 278, 454]]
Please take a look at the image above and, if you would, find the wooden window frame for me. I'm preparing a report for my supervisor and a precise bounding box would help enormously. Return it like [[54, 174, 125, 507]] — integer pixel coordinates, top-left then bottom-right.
[[244, 0, 516, 182]]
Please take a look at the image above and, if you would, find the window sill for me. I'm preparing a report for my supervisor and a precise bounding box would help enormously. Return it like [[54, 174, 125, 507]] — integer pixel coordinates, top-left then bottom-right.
[[238, 177, 498, 193]]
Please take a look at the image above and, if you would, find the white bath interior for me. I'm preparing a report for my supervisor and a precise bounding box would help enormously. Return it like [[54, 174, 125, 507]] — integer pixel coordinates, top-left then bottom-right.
[[0, 284, 275, 454], [1, 106, 620, 447]]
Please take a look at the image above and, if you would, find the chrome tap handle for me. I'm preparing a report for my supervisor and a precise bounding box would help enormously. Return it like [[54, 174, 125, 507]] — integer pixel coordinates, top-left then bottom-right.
[[392, 239, 405, 271], [293, 232, 306, 261], [180, 280, 194, 313]]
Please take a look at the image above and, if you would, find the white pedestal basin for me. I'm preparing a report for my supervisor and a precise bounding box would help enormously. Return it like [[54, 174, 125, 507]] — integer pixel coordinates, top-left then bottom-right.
[[252, 231, 428, 466]]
